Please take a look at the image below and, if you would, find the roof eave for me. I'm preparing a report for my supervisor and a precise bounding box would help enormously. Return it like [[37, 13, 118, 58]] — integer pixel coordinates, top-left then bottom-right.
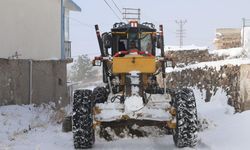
[[64, 0, 81, 12]]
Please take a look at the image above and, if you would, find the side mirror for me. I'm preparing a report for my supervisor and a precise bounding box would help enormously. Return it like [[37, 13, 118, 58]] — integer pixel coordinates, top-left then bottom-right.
[[102, 33, 112, 49], [156, 34, 161, 49], [166, 60, 175, 68]]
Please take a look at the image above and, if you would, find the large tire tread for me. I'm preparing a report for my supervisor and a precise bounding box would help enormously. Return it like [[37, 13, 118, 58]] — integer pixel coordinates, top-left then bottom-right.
[[173, 88, 198, 148], [72, 89, 95, 149]]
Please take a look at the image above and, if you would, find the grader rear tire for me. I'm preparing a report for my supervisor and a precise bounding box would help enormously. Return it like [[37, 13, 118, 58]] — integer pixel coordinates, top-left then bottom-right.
[[173, 88, 198, 148], [93, 87, 108, 104], [72, 90, 95, 149]]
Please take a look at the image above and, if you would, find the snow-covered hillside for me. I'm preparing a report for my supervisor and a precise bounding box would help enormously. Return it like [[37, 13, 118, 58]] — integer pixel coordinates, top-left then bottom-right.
[[1, 88, 250, 150]]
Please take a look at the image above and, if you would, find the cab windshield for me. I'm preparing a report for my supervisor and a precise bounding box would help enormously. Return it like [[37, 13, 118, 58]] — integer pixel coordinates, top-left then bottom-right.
[[140, 33, 152, 53]]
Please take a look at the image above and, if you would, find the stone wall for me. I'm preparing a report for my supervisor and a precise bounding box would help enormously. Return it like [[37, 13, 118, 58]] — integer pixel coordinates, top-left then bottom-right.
[[164, 49, 250, 111], [166, 49, 224, 67], [165, 65, 244, 112], [0, 59, 69, 108]]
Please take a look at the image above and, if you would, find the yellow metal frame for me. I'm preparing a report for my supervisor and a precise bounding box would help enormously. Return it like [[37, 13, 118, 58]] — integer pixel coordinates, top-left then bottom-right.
[[113, 56, 156, 74], [112, 32, 127, 35]]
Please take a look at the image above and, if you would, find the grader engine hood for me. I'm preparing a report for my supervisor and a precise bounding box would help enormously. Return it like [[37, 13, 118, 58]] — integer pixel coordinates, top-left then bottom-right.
[[112, 56, 156, 74]]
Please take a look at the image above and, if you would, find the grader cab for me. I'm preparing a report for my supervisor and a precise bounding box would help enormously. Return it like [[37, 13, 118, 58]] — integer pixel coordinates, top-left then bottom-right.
[[71, 21, 198, 149]]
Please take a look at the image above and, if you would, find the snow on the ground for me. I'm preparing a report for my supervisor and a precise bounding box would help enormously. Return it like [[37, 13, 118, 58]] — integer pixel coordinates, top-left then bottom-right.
[[165, 44, 208, 51], [1, 88, 250, 150], [166, 58, 250, 73], [209, 47, 244, 58], [0, 103, 64, 149], [165, 44, 245, 59], [194, 87, 250, 150]]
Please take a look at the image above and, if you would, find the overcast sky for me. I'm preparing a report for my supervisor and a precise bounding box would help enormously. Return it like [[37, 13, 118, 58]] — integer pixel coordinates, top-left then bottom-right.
[[70, 0, 250, 58]]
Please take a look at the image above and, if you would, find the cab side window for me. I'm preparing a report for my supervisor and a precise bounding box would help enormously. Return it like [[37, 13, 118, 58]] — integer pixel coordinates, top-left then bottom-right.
[[118, 40, 127, 51]]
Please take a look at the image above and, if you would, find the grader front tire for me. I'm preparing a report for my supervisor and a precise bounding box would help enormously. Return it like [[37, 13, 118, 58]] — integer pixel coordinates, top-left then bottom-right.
[[72, 90, 95, 149], [173, 88, 198, 148]]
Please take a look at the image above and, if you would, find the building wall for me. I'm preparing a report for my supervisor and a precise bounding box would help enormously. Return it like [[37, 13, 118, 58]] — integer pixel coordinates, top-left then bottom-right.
[[240, 65, 250, 110], [214, 28, 241, 49], [0, 0, 62, 60], [243, 27, 250, 57], [0, 59, 69, 108]]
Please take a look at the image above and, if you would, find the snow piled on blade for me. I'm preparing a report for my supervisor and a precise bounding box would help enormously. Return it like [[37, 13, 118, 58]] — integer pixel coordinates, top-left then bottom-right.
[[124, 96, 144, 112], [124, 71, 144, 112]]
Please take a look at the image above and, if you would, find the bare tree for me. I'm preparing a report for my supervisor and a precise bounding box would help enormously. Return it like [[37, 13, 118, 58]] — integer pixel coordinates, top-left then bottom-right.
[[69, 54, 98, 83]]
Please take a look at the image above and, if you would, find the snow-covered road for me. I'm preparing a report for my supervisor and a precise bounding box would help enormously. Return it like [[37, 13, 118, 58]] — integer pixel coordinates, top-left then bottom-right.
[[1, 88, 250, 150]]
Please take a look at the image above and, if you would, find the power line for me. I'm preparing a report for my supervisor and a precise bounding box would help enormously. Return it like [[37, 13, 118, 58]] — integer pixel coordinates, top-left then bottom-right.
[[175, 20, 187, 48], [103, 0, 122, 21], [110, 0, 123, 15], [65, 16, 93, 28]]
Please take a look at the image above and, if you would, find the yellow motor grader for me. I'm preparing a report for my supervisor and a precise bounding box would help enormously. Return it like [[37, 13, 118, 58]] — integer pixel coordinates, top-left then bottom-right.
[[71, 21, 198, 149]]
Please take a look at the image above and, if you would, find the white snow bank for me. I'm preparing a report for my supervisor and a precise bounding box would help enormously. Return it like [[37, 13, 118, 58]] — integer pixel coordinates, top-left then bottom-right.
[[165, 44, 208, 51], [0, 104, 58, 147], [194, 87, 234, 122], [193, 87, 250, 150], [209, 47, 244, 58], [166, 58, 250, 73], [200, 110, 250, 150]]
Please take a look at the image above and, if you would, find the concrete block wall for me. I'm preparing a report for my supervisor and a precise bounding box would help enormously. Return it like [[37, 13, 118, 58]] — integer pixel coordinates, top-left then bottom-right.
[[0, 59, 69, 108], [0, 59, 30, 105]]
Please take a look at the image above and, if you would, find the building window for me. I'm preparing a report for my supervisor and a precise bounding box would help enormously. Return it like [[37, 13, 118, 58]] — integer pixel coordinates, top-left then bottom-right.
[[58, 78, 63, 86]]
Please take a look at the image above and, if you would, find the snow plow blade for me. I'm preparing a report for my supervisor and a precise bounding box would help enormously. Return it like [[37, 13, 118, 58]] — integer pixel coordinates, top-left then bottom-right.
[[99, 119, 169, 128], [98, 119, 172, 141]]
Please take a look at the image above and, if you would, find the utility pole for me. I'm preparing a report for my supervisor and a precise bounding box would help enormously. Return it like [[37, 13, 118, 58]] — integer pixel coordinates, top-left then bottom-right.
[[175, 20, 187, 48], [242, 18, 246, 47]]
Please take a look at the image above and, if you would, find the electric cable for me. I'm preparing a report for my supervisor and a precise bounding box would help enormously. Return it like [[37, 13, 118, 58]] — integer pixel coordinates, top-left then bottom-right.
[[103, 0, 123, 22]]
